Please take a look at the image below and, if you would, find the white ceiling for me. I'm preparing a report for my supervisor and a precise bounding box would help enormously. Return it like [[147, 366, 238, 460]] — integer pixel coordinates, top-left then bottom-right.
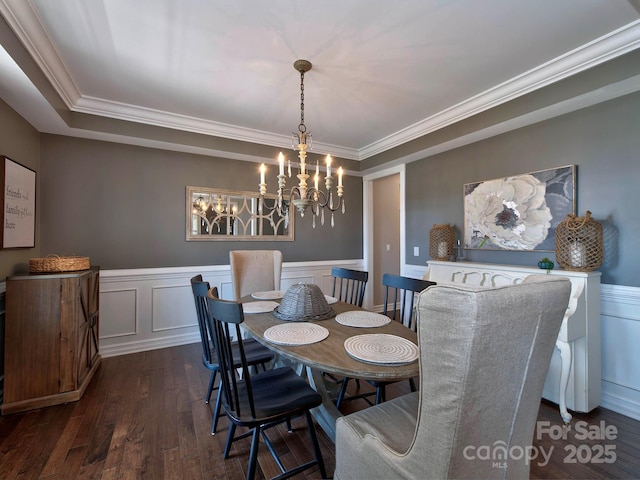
[[1, 0, 640, 162]]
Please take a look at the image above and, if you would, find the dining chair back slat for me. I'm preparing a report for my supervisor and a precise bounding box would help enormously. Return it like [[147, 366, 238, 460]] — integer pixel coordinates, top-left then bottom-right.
[[331, 267, 368, 307], [383, 273, 436, 331], [191, 275, 215, 367]]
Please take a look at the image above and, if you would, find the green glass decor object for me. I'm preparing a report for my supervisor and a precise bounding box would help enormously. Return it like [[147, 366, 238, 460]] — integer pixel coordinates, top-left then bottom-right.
[[538, 258, 554, 273]]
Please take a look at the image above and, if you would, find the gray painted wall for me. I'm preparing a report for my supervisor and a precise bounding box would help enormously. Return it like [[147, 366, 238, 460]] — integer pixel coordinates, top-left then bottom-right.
[[0, 99, 40, 279], [406, 91, 640, 287], [0, 99, 39, 391], [39, 135, 363, 269]]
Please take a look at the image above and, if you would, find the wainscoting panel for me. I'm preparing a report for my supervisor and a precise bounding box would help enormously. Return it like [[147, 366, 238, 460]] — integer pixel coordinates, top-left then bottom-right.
[[99, 260, 364, 358], [100, 289, 137, 338], [405, 263, 640, 421], [600, 283, 640, 421], [152, 284, 197, 332]]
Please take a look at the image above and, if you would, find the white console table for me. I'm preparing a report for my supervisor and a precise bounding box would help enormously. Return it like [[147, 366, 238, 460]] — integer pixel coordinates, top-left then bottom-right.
[[423, 261, 601, 423]]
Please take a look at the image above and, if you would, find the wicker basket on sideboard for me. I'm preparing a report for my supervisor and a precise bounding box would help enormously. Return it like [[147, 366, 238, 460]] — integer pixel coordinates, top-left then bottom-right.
[[29, 255, 90, 273]]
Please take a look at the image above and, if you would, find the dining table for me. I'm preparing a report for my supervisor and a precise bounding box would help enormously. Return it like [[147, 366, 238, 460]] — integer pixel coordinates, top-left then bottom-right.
[[240, 294, 419, 442]]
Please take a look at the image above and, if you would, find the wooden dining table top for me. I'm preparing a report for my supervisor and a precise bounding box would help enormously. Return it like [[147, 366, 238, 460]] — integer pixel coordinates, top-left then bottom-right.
[[240, 298, 419, 382]]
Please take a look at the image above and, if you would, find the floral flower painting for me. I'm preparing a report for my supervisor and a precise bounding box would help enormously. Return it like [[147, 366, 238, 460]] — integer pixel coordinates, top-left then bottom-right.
[[464, 165, 575, 251]]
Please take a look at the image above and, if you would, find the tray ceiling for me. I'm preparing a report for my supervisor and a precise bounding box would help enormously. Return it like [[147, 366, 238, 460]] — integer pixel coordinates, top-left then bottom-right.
[[1, 0, 640, 161]]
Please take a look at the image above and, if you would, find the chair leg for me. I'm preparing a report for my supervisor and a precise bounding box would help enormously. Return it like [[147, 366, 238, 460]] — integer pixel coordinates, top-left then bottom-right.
[[206, 370, 217, 404], [223, 423, 236, 459], [305, 411, 327, 479], [335, 377, 351, 408], [212, 385, 224, 435], [246, 427, 261, 480], [286, 418, 292, 432], [375, 385, 386, 404], [409, 378, 417, 392]]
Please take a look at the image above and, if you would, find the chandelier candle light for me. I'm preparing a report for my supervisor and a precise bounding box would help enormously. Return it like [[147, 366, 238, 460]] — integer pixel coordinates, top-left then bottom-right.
[[258, 59, 345, 228]]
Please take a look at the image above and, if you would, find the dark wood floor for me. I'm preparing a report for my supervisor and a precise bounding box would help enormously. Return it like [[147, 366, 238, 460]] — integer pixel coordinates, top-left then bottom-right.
[[1, 343, 638, 479]]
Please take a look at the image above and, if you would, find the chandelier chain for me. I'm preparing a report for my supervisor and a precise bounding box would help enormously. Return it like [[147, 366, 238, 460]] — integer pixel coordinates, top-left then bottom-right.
[[299, 70, 306, 133]]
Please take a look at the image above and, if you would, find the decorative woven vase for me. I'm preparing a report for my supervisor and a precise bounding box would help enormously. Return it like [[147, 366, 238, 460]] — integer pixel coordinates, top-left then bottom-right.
[[555, 211, 603, 272], [429, 224, 455, 261]]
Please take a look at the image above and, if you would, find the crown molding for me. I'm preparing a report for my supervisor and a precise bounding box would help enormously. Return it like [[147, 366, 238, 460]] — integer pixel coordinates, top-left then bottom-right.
[[361, 72, 640, 175], [359, 20, 640, 159], [0, 0, 81, 107], [73, 95, 359, 160]]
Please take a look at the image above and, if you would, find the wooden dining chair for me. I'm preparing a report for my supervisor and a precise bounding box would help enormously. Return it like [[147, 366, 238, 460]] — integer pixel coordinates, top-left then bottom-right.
[[371, 274, 437, 402], [206, 291, 326, 480], [190, 275, 274, 435], [337, 274, 436, 407], [330, 267, 373, 406], [382, 273, 437, 331], [331, 267, 368, 307]]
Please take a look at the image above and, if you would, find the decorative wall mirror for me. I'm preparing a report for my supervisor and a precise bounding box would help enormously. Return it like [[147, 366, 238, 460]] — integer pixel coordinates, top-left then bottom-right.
[[186, 186, 294, 241]]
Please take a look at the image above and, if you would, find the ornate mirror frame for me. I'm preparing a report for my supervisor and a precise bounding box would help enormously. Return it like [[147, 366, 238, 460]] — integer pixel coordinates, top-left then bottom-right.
[[186, 186, 294, 241]]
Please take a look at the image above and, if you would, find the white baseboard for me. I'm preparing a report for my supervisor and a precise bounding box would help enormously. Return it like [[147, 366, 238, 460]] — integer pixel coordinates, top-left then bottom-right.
[[100, 332, 201, 358], [601, 380, 640, 421]]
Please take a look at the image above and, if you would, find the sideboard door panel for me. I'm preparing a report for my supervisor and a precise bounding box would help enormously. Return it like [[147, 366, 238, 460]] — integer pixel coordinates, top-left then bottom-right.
[[4, 278, 62, 403]]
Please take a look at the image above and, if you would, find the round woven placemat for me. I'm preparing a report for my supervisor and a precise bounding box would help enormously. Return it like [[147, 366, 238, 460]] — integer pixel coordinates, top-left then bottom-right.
[[242, 301, 279, 314], [264, 323, 329, 346], [335, 311, 391, 328], [344, 334, 418, 365], [251, 290, 285, 300]]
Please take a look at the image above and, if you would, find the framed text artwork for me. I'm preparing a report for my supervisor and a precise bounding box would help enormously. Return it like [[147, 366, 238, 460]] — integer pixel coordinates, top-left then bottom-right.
[[464, 165, 576, 252], [1, 156, 36, 249]]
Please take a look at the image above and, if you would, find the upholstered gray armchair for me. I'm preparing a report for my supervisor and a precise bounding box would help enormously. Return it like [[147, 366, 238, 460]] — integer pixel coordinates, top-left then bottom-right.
[[334, 275, 571, 480]]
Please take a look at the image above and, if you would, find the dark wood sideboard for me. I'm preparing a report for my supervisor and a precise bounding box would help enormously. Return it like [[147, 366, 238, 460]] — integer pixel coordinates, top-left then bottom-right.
[[2, 267, 101, 414]]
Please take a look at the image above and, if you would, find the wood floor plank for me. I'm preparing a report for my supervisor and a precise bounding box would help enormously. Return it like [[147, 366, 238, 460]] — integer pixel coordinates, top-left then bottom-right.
[[162, 446, 183, 480], [177, 409, 199, 459], [40, 414, 84, 477], [55, 445, 88, 480], [83, 421, 115, 467], [121, 438, 144, 472], [0, 427, 36, 478], [181, 455, 203, 479]]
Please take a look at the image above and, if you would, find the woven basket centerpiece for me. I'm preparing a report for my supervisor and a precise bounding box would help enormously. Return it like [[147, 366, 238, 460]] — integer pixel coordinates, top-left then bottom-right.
[[555, 211, 603, 272], [29, 255, 90, 273], [273, 284, 335, 322]]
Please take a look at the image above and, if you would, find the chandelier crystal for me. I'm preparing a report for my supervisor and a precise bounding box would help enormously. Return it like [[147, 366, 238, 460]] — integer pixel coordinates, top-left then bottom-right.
[[258, 60, 345, 228]]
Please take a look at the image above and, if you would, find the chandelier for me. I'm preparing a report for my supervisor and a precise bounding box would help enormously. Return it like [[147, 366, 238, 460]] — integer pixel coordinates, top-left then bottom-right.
[[259, 59, 345, 228]]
